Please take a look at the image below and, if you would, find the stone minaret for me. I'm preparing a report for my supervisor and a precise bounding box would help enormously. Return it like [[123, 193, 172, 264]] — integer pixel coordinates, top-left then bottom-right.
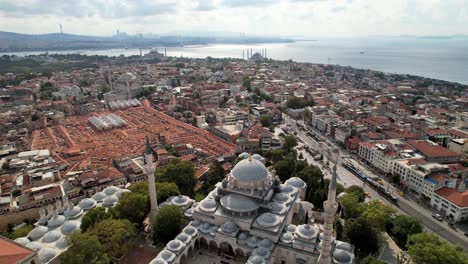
[[144, 136, 158, 220], [317, 155, 339, 264]]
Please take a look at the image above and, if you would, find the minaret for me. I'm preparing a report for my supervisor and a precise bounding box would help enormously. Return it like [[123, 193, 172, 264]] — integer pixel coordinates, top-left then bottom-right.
[[317, 153, 339, 264], [144, 136, 159, 220]]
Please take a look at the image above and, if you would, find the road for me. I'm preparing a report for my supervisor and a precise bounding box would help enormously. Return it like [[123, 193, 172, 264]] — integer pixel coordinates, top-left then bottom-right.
[[281, 114, 468, 249]]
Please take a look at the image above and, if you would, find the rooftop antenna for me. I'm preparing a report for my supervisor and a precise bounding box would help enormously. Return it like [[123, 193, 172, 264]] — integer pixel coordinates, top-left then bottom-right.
[[328, 57, 332, 65]]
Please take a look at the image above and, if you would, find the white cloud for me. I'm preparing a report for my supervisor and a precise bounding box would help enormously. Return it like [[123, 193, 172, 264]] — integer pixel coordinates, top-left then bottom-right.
[[0, 0, 467, 37]]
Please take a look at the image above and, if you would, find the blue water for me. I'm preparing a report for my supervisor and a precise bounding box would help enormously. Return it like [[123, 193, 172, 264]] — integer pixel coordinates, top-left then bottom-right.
[[2, 37, 468, 84]]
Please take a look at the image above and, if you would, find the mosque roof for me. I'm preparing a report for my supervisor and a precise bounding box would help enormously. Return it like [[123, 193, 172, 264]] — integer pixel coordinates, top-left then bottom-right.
[[231, 158, 269, 182], [220, 194, 259, 213]]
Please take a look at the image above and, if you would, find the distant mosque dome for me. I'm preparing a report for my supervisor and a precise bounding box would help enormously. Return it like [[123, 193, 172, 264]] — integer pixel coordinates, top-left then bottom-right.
[[238, 152, 250, 159], [231, 158, 269, 182]]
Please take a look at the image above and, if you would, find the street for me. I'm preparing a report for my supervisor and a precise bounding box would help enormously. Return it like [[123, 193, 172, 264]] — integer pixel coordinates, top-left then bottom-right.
[[281, 114, 468, 249]]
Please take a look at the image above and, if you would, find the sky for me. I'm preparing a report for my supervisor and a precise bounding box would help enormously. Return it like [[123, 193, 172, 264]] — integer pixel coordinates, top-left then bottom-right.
[[0, 0, 467, 37]]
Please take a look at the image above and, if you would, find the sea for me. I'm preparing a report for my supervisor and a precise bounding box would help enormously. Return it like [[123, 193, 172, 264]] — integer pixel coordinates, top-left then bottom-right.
[[2, 37, 468, 85]]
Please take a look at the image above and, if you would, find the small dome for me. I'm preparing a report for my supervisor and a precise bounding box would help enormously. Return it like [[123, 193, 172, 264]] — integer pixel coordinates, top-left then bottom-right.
[[37, 215, 51, 226], [280, 184, 297, 195], [64, 205, 83, 218], [296, 224, 317, 240], [42, 230, 62, 243], [272, 193, 292, 204], [252, 247, 271, 259], [176, 234, 191, 244], [246, 236, 259, 248], [91, 192, 107, 202], [220, 194, 259, 214], [61, 221, 81, 235], [256, 213, 281, 228], [270, 202, 287, 215], [285, 224, 297, 233], [333, 249, 352, 263], [199, 198, 217, 213], [199, 223, 213, 234], [238, 152, 250, 159], [285, 177, 306, 188], [29, 226, 48, 241], [247, 256, 266, 264], [166, 240, 184, 253], [171, 195, 191, 207], [103, 195, 118, 207], [259, 239, 273, 249], [55, 237, 68, 249], [47, 214, 66, 228], [183, 226, 198, 237], [231, 158, 269, 182], [115, 189, 131, 199], [238, 232, 249, 241], [221, 221, 238, 234], [190, 219, 201, 227], [335, 241, 353, 252], [103, 186, 120, 196], [14, 237, 30, 246], [26, 241, 43, 252], [280, 232, 294, 244], [39, 248, 57, 263], [78, 198, 97, 210], [157, 250, 175, 262], [150, 259, 168, 264]]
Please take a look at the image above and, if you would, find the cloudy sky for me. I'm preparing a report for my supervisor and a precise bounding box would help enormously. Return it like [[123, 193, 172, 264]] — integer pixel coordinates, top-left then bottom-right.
[[0, 0, 467, 37]]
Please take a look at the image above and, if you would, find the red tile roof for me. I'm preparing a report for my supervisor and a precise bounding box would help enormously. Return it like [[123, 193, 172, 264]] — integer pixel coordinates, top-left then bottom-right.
[[435, 187, 468, 207], [449, 129, 468, 138], [407, 140, 460, 158], [0, 237, 35, 264]]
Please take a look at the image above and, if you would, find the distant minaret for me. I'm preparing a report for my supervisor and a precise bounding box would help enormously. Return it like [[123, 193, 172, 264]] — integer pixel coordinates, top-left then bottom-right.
[[317, 153, 339, 264], [144, 137, 159, 220]]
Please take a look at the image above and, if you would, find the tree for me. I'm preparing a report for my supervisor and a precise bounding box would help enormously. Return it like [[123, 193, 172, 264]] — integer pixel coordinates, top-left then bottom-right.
[[407, 233, 468, 264], [80, 207, 117, 232], [115, 192, 149, 226], [334, 218, 344, 241], [242, 77, 252, 92], [389, 215, 423, 249], [274, 160, 295, 182], [129, 181, 150, 195], [344, 217, 380, 256], [360, 256, 385, 264], [152, 205, 184, 243], [339, 193, 364, 219], [60, 233, 110, 264], [286, 97, 315, 109], [200, 161, 225, 193], [88, 219, 136, 260], [283, 135, 298, 151], [156, 182, 180, 202], [156, 159, 196, 196], [10, 225, 33, 240], [361, 200, 396, 231], [260, 115, 271, 127], [345, 185, 366, 202]]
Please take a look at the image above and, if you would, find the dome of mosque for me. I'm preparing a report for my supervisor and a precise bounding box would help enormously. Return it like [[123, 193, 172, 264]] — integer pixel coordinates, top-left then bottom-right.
[[333, 249, 352, 263], [14, 237, 30, 246], [231, 158, 269, 182], [47, 215, 66, 228], [150, 259, 168, 264], [279, 184, 297, 195], [183, 226, 198, 237], [246, 236, 259, 248], [29, 226, 49, 241], [285, 224, 297, 233], [252, 247, 271, 259], [199, 198, 218, 213], [55, 237, 68, 249], [103, 186, 120, 196], [166, 240, 184, 252], [60, 221, 81, 235], [38, 248, 57, 263], [171, 195, 191, 207], [335, 241, 353, 252], [296, 224, 318, 240], [91, 192, 107, 202], [103, 195, 118, 207], [238, 152, 250, 159], [285, 177, 306, 189], [259, 239, 273, 249], [251, 154, 265, 162], [41, 230, 62, 243], [247, 256, 266, 264], [26, 241, 43, 252], [64, 204, 83, 218], [190, 219, 201, 227], [269, 202, 287, 215], [115, 189, 131, 199], [176, 234, 191, 244], [199, 223, 213, 234], [272, 193, 292, 204], [220, 221, 239, 234], [157, 250, 175, 263], [256, 213, 281, 228], [220, 194, 259, 214], [280, 232, 294, 244], [78, 198, 97, 210]]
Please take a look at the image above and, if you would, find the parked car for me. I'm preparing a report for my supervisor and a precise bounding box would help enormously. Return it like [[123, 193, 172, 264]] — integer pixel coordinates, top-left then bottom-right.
[[432, 213, 443, 221]]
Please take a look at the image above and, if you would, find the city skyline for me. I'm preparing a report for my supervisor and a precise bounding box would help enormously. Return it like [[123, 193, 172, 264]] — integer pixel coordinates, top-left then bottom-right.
[[1, 0, 468, 37]]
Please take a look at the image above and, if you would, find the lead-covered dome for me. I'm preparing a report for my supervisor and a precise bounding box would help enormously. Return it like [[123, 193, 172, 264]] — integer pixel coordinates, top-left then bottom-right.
[[220, 194, 259, 216], [231, 158, 268, 182]]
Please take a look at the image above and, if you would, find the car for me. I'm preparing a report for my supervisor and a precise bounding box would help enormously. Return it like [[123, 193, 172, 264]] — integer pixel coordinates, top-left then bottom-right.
[[397, 191, 404, 197], [432, 213, 443, 221], [364, 192, 371, 198]]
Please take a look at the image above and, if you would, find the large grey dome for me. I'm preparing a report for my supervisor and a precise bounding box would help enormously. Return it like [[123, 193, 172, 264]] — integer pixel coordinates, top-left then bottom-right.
[[79, 198, 97, 210], [26, 241, 43, 252], [38, 248, 57, 262], [64, 204, 83, 218], [103, 195, 118, 207], [47, 215, 66, 228], [220, 194, 259, 213], [103, 186, 120, 196], [231, 158, 268, 182], [91, 192, 107, 202], [61, 221, 81, 235], [29, 226, 48, 241], [285, 177, 306, 188], [256, 213, 281, 228], [333, 249, 352, 263], [14, 237, 30, 246], [296, 224, 317, 240], [42, 230, 62, 243]]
